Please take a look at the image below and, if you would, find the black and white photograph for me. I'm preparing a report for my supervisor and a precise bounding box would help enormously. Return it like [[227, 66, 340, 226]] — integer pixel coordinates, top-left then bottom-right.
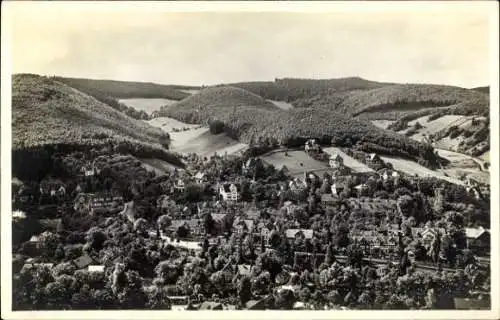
[[1, 1, 499, 319]]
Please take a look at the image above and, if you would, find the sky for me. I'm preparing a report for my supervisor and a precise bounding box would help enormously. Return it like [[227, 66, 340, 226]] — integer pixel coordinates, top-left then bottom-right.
[[6, 2, 493, 88]]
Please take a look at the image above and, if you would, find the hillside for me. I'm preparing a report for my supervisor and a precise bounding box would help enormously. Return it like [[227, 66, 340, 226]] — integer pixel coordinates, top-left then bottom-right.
[[472, 86, 489, 94], [214, 77, 388, 104], [341, 84, 488, 117], [12, 74, 184, 180], [159, 86, 278, 122], [52, 76, 197, 100], [161, 90, 439, 165]]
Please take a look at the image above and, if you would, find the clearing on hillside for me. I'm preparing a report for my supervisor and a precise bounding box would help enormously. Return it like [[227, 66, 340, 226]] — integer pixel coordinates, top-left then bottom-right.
[[379, 155, 464, 185], [119, 98, 177, 115], [262, 150, 330, 177], [147, 117, 200, 132], [268, 100, 294, 110], [323, 147, 374, 173], [371, 120, 395, 130], [149, 117, 247, 157]]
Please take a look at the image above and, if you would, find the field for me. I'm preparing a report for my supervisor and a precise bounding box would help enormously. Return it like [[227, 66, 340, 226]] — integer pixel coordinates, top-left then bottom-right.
[[149, 117, 248, 157], [119, 98, 178, 115], [323, 147, 374, 173], [139, 158, 182, 176], [179, 89, 201, 95], [379, 155, 465, 185], [262, 150, 331, 177], [403, 115, 471, 142], [268, 100, 294, 110], [435, 149, 490, 185], [371, 120, 395, 130]]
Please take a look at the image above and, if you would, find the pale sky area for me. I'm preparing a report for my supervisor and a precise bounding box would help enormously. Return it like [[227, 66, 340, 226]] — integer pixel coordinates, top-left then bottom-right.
[[6, 2, 492, 88]]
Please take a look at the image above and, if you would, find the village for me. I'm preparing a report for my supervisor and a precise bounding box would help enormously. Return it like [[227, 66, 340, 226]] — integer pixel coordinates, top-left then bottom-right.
[[11, 139, 491, 310]]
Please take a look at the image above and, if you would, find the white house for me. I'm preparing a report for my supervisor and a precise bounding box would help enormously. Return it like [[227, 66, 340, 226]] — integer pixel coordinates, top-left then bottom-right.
[[219, 183, 240, 202], [329, 154, 344, 169], [173, 179, 186, 192], [331, 182, 346, 196], [381, 169, 399, 181], [305, 139, 319, 153], [194, 172, 207, 185]]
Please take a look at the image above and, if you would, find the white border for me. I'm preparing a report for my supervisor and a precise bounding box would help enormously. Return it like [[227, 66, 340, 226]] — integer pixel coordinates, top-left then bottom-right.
[[1, 1, 499, 320]]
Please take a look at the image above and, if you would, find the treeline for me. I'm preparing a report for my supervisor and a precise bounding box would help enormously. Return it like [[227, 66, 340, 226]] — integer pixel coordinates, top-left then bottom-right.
[[163, 101, 441, 166], [51, 76, 193, 100], [51, 77, 150, 120]]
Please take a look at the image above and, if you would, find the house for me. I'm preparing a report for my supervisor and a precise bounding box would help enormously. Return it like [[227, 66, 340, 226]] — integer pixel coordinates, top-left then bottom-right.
[[245, 299, 266, 310], [411, 227, 446, 248], [81, 164, 96, 177], [233, 218, 254, 234], [329, 153, 344, 169], [286, 229, 313, 240], [304, 139, 320, 153], [199, 301, 223, 310], [194, 171, 207, 184], [331, 182, 346, 196], [16, 186, 34, 204], [245, 206, 261, 220], [289, 178, 307, 191], [166, 219, 203, 238], [38, 218, 63, 233], [237, 264, 252, 277], [13, 210, 26, 219], [354, 183, 369, 196], [88, 265, 105, 273], [366, 153, 382, 165], [173, 179, 186, 192], [219, 183, 240, 202], [466, 186, 483, 200], [465, 227, 490, 254], [73, 254, 95, 270], [380, 169, 399, 181]]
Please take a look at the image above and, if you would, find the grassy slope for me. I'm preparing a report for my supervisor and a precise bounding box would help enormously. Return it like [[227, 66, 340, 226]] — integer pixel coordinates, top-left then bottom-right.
[[344, 84, 488, 116], [52, 76, 199, 100], [12, 74, 170, 150], [159, 86, 278, 123]]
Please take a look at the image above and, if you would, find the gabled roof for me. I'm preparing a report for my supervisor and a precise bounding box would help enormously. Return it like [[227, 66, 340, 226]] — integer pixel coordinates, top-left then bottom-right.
[[286, 229, 313, 239], [368, 153, 380, 161], [194, 171, 206, 179], [73, 254, 95, 270]]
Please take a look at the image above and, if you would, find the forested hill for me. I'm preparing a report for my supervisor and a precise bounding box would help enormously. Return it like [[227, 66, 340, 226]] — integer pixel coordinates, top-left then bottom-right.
[[12, 74, 184, 180], [161, 85, 441, 167], [52, 76, 198, 100]]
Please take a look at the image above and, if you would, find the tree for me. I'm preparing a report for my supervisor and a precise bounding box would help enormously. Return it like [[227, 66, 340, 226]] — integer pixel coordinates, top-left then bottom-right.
[[238, 276, 252, 305], [397, 195, 415, 218], [85, 227, 107, 251], [274, 289, 296, 310], [38, 231, 61, 258]]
